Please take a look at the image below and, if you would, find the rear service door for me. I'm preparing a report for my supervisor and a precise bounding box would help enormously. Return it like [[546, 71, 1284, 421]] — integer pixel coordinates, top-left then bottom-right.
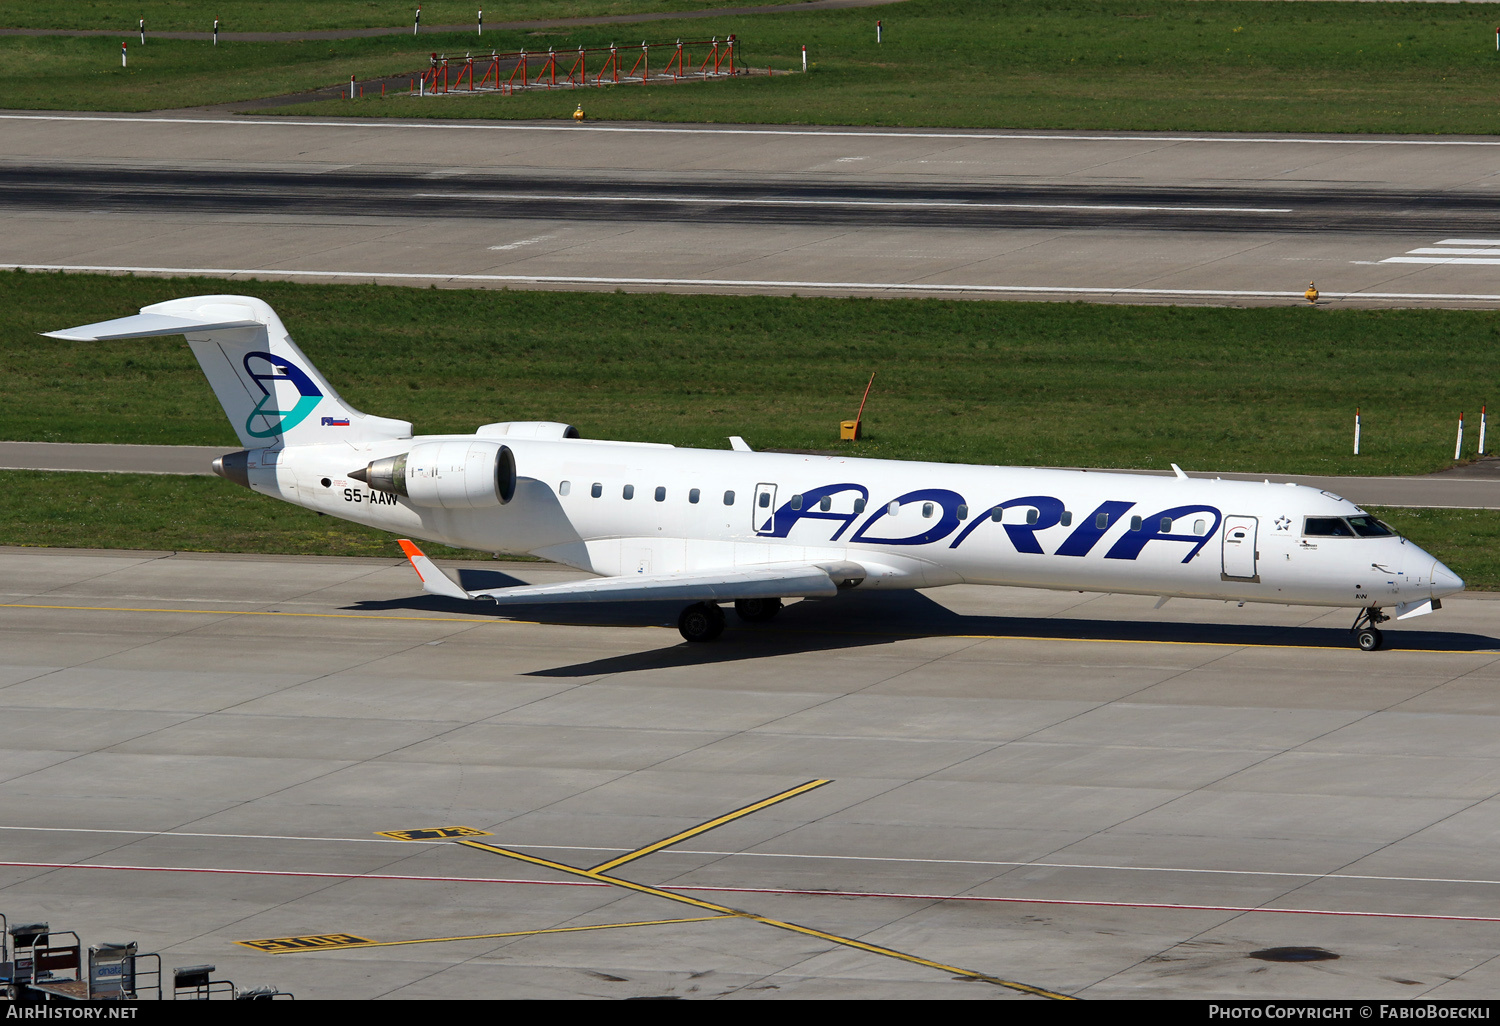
[[1221, 515, 1259, 581], [753, 483, 778, 534]]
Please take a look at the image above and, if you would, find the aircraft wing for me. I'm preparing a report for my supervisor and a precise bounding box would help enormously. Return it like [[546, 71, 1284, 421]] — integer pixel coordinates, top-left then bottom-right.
[[398, 540, 864, 605]]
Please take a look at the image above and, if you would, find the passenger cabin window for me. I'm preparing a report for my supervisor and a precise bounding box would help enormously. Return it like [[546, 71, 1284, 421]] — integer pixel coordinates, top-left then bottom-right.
[[1194, 519, 1206, 535], [1304, 517, 1355, 537], [1060, 511, 1072, 527], [990, 507, 1003, 523], [590, 482, 602, 498], [922, 502, 934, 518], [723, 490, 735, 505], [759, 492, 772, 508], [623, 484, 635, 500], [1130, 515, 1143, 531], [654, 486, 666, 502], [956, 504, 969, 520], [888, 501, 900, 516], [689, 488, 701, 504], [790, 494, 803, 510], [1161, 517, 1173, 532], [820, 496, 832, 512], [1025, 508, 1039, 525], [853, 498, 867, 514], [1096, 512, 1109, 530], [559, 480, 571, 496]]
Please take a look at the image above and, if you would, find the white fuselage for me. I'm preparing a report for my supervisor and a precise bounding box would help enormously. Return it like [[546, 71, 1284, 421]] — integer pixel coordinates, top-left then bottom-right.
[[244, 434, 1460, 611]]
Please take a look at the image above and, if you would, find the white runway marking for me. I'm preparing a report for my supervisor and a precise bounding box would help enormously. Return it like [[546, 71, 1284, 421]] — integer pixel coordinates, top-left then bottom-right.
[[7, 112, 1500, 147], [1380, 237, 1500, 266], [1383, 257, 1500, 266], [487, 234, 554, 251], [417, 191, 1293, 214], [1408, 248, 1500, 257], [10, 263, 1500, 302]]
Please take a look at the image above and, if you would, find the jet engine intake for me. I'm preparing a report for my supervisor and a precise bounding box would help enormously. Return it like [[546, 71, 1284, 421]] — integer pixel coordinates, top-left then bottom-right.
[[351, 441, 516, 509]]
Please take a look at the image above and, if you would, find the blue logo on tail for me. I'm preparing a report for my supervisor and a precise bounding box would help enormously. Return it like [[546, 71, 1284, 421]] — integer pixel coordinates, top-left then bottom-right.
[[243, 351, 322, 439]]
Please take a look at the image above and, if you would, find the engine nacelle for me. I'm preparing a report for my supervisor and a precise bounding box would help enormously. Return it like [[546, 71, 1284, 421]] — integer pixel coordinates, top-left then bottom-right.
[[354, 440, 516, 509], [476, 421, 580, 440]]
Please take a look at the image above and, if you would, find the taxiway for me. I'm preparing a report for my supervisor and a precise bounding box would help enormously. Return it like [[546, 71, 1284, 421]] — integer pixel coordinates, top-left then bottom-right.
[[3, 547, 1500, 998]]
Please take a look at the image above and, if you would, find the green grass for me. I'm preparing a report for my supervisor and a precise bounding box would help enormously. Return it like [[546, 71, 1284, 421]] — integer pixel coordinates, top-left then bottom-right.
[[7, 269, 1499, 478], [3, 473, 1493, 589], [1367, 507, 1500, 593], [0, 1, 802, 33], [7, 1, 1500, 134]]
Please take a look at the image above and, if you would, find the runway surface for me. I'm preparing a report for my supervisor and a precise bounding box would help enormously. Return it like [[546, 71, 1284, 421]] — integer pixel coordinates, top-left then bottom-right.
[[5, 113, 1500, 306], [5, 441, 1498, 510], [3, 546, 1500, 999]]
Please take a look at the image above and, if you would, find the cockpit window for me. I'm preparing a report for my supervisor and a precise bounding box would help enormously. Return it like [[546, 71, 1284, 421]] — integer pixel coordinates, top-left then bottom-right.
[[1304, 517, 1355, 537], [1305, 516, 1392, 538], [1347, 516, 1395, 537]]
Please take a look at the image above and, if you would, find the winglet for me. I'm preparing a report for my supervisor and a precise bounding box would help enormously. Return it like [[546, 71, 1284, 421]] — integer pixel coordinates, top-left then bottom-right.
[[1170, 463, 1189, 480], [398, 539, 472, 600]]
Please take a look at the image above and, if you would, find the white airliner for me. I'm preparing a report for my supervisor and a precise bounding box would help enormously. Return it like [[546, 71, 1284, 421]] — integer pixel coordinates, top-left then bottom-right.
[[47, 295, 1463, 650]]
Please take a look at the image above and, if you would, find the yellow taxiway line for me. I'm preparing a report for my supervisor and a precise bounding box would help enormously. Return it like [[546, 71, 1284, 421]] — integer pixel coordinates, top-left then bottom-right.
[[1, 602, 1490, 654]]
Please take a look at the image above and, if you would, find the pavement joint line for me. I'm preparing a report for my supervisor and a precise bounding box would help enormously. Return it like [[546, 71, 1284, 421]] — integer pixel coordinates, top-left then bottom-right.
[[6, 858, 1500, 926], [1, 602, 1492, 652], [11, 824, 1500, 887], [8, 114, 1500, 147], [245, 915, 735, 954], [587, 779, 831, 874], [14, 263, 1500, 302], [412, 191, 1294, 214], [452, 837, 1076, 999]]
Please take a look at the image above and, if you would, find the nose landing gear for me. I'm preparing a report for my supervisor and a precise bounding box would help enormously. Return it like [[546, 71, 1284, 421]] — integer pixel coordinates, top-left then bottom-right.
[[1352, 607, 1390, 651]]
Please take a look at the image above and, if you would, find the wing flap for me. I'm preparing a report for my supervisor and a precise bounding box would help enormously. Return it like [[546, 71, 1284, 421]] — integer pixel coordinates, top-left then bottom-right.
[[397, 540, 860, 606]]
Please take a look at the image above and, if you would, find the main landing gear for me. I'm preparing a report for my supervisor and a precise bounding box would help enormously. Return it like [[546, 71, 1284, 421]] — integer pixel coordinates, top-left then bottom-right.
[[677, 598, 785, 642], [1352, 606, 1390, 652], [678, 602, 726, 642]]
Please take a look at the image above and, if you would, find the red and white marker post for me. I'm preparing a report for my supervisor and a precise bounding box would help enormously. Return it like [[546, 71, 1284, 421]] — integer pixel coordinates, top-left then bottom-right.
[[1455, 411, 1466, 461], [1480, 405, 1488, 456], [801, 44, 807, 71], [121, 40, 127, 67], [1354, 407, 1361, 456]]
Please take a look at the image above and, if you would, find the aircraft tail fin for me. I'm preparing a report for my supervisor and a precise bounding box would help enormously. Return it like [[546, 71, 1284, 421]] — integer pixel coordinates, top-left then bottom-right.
[[45, 295, 412, 448]]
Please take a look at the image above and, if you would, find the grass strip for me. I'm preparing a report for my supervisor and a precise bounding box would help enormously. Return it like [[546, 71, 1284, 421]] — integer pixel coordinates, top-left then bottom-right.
[[7, 270, 1499, 479], [8, 2, 1500, 134], [0, 1, 804, 33]]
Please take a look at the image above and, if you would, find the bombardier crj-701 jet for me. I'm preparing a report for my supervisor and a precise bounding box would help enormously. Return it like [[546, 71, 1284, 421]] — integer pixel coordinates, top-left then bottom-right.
[[48, 295, 1464, 650]]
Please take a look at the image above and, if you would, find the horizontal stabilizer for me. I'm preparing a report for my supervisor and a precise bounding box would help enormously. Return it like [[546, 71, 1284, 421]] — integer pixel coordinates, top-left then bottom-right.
[[43, 311, 261, 342], [396, 540, 862, 606]]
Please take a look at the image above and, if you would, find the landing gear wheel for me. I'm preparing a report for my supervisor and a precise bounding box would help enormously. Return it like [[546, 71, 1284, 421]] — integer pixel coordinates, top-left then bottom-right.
[[678, 602, 726, 642], [734, 597, 783, 623], [1351, 606, 1390, 652]]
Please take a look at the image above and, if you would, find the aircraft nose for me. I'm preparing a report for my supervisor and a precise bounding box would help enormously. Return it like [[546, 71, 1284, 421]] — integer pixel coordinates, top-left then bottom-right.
[[1431, 560, 1465, 599]]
